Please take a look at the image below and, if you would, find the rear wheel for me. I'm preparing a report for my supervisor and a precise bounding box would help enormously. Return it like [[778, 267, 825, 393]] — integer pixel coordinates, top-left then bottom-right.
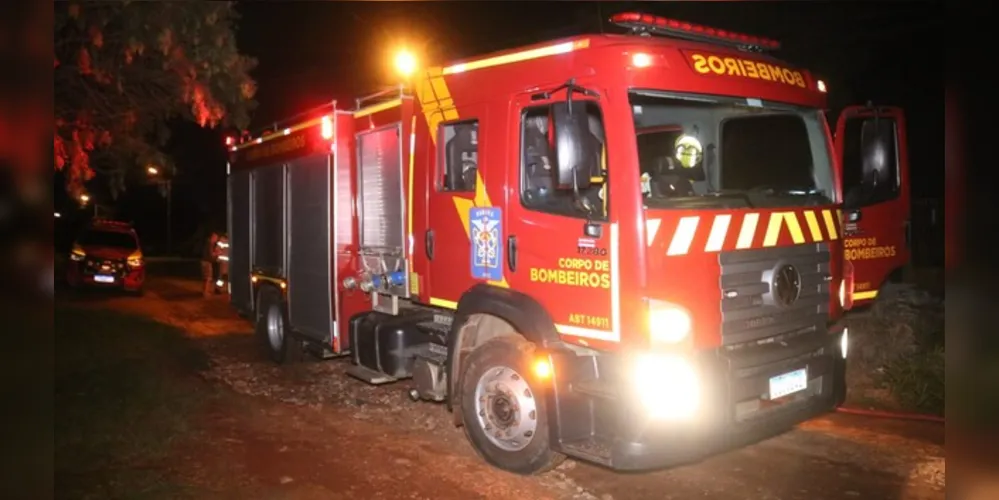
[[254, 286, 305, 364], [459, 336, 564, 475]]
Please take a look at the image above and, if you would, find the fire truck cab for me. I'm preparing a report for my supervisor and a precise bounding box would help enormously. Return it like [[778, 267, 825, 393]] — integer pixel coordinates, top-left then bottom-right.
[[227, 13, 857, 474], [835, 105, 911, 306]]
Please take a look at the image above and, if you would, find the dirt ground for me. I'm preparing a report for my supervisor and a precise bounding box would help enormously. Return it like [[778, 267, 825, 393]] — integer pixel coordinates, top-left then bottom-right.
[[55, 269, 946, 500]]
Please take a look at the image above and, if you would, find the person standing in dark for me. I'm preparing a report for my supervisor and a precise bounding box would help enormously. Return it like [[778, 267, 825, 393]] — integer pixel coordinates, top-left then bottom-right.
[[201, 230, 219, 298]]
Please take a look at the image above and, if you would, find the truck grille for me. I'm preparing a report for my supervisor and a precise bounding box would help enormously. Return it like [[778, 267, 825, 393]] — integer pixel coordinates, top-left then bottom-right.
[[718, 243, 830, 346]]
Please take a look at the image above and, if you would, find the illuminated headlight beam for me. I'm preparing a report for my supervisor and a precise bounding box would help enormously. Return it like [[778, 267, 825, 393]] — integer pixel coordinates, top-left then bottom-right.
[[633, 354, 700, 420]]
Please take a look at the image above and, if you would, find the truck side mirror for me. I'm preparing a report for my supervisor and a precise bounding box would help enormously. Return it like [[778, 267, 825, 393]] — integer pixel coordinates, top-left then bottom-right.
[[551, 101, 597, 191]]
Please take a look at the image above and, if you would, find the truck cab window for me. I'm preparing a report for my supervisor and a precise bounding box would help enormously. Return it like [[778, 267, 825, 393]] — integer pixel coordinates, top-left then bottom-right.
[[440, 120, 479, 192], [520, 102, 608, 220], [631, 92, 835, 209], [841, 117, 899, 208]]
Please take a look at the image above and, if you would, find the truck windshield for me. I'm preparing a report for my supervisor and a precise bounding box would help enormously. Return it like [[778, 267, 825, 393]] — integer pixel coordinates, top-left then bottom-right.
[[629, 91, 835, 209]]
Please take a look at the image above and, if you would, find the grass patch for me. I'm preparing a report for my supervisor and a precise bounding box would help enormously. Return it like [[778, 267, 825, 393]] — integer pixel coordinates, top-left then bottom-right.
[[55, 305, 212, 498], [846, 285, 945, 416]]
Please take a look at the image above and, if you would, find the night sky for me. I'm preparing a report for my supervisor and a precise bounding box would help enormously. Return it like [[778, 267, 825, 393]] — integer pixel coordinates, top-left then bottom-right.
[[58, 1, 943, 257]]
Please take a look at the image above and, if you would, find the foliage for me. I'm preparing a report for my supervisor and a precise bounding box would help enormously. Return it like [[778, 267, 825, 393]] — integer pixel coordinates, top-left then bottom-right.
[[881, 345, 944, 415], [54, 1, 257, 196], [846, 285, 945, 415]]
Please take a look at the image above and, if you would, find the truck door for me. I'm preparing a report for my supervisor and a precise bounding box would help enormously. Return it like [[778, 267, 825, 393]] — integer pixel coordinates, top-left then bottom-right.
[[504, 93, 618, 344], [834, 105, 910, 305], [423, 104, 490, 307]]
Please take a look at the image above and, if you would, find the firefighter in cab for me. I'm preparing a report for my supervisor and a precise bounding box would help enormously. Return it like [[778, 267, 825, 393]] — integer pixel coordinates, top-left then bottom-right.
[[641, 132, 702, 199]]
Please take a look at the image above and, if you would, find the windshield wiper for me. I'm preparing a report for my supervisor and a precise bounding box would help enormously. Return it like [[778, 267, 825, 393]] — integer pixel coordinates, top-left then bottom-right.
[[706, 190, 755, 208]]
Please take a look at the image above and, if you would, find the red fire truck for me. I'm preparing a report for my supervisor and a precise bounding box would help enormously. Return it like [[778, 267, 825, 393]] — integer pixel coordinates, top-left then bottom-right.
[[224, 12, 901, 473], [836, 105, 911, 306]]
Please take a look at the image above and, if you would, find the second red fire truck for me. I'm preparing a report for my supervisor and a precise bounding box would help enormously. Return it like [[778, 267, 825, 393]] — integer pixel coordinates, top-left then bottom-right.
[[225, 13, 909, 473]]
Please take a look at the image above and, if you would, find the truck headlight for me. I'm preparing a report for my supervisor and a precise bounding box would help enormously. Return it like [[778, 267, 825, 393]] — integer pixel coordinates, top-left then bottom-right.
[[634, 353, 700, 420], [648, 299, 692, 345], [838, 280, 846, 307]]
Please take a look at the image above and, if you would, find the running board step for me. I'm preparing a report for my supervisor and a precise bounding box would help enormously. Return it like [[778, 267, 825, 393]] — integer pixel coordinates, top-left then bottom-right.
[[304, 341, 342, 360], [346, 364, 397, 385]]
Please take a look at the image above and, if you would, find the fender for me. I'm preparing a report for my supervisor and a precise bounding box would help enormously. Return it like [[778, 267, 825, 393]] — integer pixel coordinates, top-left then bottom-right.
[[445, 283, 563, 413]]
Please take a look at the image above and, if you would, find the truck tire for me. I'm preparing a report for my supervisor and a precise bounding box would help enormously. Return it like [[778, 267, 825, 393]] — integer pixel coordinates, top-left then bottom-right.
[[458, 336, 565, 475], [254, 286, 305, 364]]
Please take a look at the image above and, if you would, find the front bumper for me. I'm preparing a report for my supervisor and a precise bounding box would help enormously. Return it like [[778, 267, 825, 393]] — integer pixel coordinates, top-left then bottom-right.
[[67, 261, 145, 290], [546, 320, 847, 471]]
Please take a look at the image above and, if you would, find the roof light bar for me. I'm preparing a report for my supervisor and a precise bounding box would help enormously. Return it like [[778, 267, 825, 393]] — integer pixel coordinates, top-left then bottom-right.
[[610, 12, 780, 51]]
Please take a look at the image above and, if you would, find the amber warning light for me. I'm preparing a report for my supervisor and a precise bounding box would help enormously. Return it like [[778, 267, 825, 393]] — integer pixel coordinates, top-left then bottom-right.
[[610, 12, 780, 51]]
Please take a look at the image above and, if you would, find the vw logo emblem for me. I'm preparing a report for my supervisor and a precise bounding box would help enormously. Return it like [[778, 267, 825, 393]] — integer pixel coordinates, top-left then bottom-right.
[[772, 264, 801, 306]]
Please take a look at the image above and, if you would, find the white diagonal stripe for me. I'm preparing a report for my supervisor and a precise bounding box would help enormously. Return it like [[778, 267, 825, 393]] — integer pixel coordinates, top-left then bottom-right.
[[646, 218, 661, 247], [705, 214, 732, 252], [667, 217, 699, 256], [736, 213, 759, 249]]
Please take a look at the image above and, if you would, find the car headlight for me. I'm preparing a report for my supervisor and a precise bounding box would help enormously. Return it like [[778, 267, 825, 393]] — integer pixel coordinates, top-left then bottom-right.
[[70, 245, 86, 262], [125, 252, 142, 268], [648, 299, 692, 345], [633, 353, 700, 420]]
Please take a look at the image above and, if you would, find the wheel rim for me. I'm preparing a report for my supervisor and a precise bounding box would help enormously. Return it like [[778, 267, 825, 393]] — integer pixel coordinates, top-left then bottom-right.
[[266, 304, 283, 351], [473, 365, 539, 452]]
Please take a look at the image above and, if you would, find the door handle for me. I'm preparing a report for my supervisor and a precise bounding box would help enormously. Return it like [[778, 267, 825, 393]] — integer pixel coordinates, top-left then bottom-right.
[[425, 229, 435, 261], [507, 235, 517, 272]]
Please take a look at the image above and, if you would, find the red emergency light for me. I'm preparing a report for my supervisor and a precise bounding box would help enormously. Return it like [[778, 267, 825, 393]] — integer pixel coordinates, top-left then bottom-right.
[[609, 12, 780, 51]]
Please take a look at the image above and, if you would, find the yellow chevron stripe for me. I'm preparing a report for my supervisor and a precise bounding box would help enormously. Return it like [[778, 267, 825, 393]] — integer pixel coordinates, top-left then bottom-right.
[[853, 290, 878, 301], [783, 212, 806, 244], [762, 212, 784, 247], [822, 209, 839, 240], [803, 210, 824, 242], [762, 212, 806, 247]]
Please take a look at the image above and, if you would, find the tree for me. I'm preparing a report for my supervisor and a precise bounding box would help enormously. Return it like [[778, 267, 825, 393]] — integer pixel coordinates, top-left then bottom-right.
[[54, 1, 257, 196]]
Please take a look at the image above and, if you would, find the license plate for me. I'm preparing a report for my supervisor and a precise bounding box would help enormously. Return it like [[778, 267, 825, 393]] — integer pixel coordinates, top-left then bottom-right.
[[94, 274, 115, 283], [769, 368, 808, 399]]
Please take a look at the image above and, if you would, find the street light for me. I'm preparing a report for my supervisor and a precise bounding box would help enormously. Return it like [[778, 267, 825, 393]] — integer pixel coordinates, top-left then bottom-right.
[[393, 49, 417, 79], [147, 165, 173, 255], [79, 193, 90, 203]]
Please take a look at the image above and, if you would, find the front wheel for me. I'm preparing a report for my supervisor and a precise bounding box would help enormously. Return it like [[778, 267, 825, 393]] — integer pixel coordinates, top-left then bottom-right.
[[459, 336, 565, 475]]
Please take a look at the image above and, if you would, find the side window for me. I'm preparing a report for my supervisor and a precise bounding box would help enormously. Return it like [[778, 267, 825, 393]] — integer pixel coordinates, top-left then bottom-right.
[[439, 120, 479, 192], [520, 102, 608, 220], [842, 117, 899, 208]]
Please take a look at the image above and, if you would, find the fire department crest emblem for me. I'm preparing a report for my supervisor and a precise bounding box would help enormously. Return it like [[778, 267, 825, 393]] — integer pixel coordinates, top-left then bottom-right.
[[469, 207, 503, 281]]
